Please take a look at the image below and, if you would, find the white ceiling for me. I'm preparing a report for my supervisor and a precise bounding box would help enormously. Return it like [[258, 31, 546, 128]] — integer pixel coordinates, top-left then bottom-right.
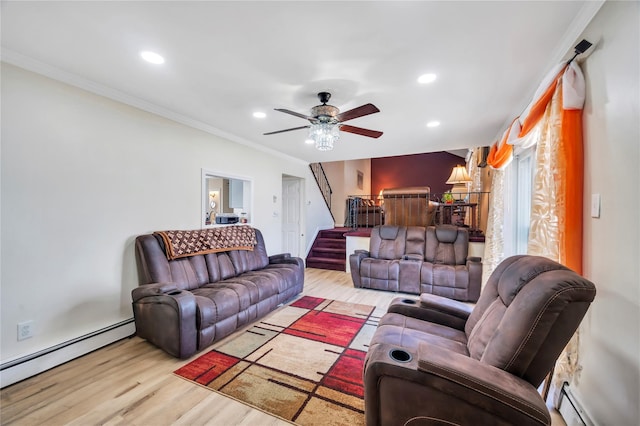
[[1, 1, 600, 163]]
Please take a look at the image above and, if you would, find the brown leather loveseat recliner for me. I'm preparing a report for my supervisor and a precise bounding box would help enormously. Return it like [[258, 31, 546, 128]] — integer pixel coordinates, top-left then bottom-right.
[[350, 225, 482, 302], [363, 255, 596, 426], [132, 227, 304, 358]]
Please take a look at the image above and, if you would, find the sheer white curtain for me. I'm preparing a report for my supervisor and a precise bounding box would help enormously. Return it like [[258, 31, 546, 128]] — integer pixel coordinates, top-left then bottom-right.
[[484, 61, 586, 404]]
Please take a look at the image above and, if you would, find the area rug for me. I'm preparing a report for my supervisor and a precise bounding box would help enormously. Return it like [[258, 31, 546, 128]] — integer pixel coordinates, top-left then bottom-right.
[[174, 296, 383, 425]]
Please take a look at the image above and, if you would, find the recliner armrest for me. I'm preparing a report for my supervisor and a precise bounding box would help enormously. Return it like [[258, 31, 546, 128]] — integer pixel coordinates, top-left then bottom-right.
[[269, 253, 291, 262], [387, 293, 472, 330], [419, 293, 473, 320], [349, 250, 370, 288], [131, 286, 197, 358], [466, 257, 483, 302], [416, 342, 550, 424], [269, 253, 304, 270], [364, 342, 550, 426], [131, 282, 179, 302]]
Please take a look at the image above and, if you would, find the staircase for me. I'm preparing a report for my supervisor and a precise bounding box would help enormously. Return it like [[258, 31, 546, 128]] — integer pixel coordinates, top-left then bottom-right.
[[306, 228, 348, 271]]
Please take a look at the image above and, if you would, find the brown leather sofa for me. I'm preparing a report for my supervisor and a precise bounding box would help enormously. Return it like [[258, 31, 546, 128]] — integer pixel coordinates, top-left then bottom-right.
[[363, 255, 596, 426], [381, 186, 439, 227], [350, 225, 482, 302], [132, 228, 304, 358]]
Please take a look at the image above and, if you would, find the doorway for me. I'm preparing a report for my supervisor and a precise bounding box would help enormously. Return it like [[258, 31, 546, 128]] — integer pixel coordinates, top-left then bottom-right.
[[282, 176, 304, 258]]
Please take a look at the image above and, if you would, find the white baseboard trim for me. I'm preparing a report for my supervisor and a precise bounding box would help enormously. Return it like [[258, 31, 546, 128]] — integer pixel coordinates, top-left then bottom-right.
[[0, 319, 135, 388], [558, 382, 594, 426]]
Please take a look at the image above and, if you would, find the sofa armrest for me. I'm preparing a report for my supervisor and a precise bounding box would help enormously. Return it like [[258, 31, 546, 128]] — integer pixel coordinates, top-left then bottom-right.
[[466, 257, 483, 302], [269, 253, 291, 262], [131, 282, 179, 302], [269, 253, 304, 270], [131, 286, 197, 358], [387, 293, 472, 330], [364, 342, 550, 426], [349, 251, 369, 288]]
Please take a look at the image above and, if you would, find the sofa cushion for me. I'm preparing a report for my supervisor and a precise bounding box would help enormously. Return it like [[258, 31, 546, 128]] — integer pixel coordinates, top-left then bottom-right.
[[228, 231, 270, 274], [379, 312, 468, 345], [360, 258, 400, 291], [371, 226, 407, 260], [371, 320, 469, 356], [425, 225, 468, 265], [204, 252, 237, 282], [192, 287, 242, 329], [405, 226, 426, 257]]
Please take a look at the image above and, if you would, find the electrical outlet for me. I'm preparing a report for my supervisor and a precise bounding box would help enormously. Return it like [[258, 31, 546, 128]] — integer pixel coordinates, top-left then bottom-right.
[[17, 321, 34, 341]]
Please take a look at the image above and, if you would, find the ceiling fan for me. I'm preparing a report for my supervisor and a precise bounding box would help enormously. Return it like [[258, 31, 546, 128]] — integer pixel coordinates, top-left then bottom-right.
[[263, 92, 383, 150]]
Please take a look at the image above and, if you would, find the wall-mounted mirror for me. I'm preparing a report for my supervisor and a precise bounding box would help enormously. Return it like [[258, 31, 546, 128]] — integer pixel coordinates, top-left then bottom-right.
[[202, 169, 252, 227]]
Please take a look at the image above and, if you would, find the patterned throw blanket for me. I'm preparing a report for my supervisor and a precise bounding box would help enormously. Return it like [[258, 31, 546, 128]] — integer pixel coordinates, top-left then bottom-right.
[[154, 226, 257, 260]]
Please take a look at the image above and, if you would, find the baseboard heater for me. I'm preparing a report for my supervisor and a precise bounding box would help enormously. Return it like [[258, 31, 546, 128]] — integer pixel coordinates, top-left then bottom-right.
[[0, 318, 135, 388], [558, 382, 594, 426]]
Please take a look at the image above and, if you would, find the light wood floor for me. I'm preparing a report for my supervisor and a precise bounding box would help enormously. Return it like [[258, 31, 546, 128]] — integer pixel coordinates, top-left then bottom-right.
[[1, 268, 564, 425]]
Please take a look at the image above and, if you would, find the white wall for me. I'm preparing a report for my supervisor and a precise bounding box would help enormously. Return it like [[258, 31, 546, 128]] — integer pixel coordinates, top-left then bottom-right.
[[571, 2, 640, 424], [322, 158, 371, 226], [0, 63, 326, 363]]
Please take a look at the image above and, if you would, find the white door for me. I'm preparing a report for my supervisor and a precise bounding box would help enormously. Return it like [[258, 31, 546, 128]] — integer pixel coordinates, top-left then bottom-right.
[[282, 177, 302, 257]]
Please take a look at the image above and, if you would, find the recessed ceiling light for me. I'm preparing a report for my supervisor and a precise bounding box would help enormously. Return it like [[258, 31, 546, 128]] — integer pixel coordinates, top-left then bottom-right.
[[305, 138, 315, 145], [418, 73, 437, 84], [140, 51, 165, 64], [426, 121, 440, 128], [253, 112, 266, 119]]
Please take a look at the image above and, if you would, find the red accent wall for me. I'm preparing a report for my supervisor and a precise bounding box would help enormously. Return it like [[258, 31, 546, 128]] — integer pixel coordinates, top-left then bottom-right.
[[371, 152, 464, 199]]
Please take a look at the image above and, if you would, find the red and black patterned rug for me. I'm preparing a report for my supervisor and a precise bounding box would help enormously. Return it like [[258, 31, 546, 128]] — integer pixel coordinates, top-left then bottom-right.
[[174, 296, 382, 425]]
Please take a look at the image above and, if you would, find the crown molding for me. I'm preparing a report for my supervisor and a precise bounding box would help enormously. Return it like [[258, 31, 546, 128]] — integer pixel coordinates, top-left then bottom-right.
[[1, 48, 308, 166]]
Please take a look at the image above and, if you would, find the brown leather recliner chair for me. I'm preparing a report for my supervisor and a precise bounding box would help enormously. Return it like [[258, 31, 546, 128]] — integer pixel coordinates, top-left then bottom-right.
[[363, 255, 596, 426]]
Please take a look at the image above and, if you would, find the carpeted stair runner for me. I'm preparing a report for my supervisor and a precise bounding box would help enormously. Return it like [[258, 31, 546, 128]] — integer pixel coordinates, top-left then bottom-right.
[[306, 228, 348, 271]]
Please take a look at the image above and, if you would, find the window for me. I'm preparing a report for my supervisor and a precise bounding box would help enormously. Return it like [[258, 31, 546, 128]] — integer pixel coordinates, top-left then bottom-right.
[[202, 169, 252, 227], [503, 145, 535, 257]]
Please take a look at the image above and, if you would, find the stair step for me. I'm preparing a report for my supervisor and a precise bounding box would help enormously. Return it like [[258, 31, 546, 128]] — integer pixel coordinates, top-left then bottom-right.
[[315, 238, 346, 249], [305, 228, 348, 272], [310, 247, 345, 259], [319, 230, 347, 239], [306, 257, 346, 271]]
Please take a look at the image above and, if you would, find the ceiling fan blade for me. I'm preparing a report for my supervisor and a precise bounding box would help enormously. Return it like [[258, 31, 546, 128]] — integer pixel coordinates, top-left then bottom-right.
[[340, 124, 383, 139], [274, 108, 316, 121], [263, 125, 310, 136], [336, 103, 380, 122]]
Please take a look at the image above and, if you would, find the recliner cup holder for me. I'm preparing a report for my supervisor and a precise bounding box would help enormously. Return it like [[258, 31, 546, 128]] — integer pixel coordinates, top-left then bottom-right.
[[402, 299, 417, 305], [389, 349, 412, 363]]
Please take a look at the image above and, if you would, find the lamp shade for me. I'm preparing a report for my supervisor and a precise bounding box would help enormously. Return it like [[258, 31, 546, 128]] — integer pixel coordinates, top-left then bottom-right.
[[446, 165, 472, 184]]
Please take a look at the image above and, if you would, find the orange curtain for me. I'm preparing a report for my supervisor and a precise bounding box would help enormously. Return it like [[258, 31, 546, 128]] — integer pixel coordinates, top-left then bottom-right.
[[558, 108, 584, 274]]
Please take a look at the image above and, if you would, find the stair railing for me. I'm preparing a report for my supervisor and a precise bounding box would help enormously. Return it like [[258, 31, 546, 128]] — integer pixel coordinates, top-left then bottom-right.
[[309, 163, 334, 220]]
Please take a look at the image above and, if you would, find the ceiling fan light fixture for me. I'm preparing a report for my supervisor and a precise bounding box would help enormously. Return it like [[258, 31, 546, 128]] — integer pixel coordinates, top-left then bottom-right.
[[309, 122, 340, 151]]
